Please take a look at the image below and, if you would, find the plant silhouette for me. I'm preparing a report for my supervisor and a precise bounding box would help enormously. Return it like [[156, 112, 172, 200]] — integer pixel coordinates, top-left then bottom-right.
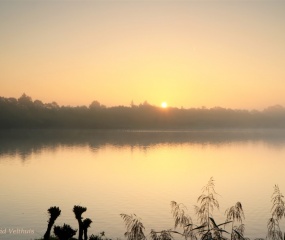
[[73, 205, 87, 240], [150, 229, 175, 240], [89, 232, 111, 240], [120, 213, 146, 240], [40, 205, 95, 240], [54, 224, 77, 240], [225, 202, 245, 239], [83, 218, 92, 240], [121, 178, 232, 240], [267, 185, 285, 240], [203, 217, 231, 240], [38, 182, 285, 240], [267, 218, 282, 240], [44, 206, 61, 240], [194, 177, 219, 232], [170, 201, 196, 240], [271, 185, 285, 220]]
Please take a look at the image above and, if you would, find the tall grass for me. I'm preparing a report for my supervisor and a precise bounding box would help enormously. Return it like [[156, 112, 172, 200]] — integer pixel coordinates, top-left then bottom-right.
[[267, 185, 285, 240], [121, 177, 234, 240], [120, 214, 146, 240], [121, 177, 285, 240], [225, 202, 245, 240], [195, 177, 219, 231]]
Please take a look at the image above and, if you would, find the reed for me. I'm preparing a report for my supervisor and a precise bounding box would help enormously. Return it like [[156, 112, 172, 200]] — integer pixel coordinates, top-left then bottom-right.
[[194, 177, 220, 234], [267, 185, 285, 240], [121, 177, 232, 240], [225, 202, 245, 240], [38, 179, 285, 240], [120, 214, 146, 240]]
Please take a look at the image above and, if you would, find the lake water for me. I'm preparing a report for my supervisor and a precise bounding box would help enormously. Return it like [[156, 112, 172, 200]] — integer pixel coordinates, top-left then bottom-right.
[[1, 129, 285, 240]]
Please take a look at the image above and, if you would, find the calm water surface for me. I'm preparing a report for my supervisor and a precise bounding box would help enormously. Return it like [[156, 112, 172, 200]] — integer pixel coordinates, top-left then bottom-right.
[[1, 129, 285, 240]]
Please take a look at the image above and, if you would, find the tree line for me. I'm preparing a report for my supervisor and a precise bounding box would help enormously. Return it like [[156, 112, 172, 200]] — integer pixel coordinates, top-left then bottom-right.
[[1, 94, 285, 129]]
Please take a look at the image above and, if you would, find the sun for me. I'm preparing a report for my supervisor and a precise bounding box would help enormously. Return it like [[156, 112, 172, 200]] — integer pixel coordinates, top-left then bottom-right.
[[161, 102, 168, 108]]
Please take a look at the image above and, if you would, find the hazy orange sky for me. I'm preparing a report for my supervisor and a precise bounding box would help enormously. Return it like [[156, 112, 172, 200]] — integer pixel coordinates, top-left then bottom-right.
[[1, 0, 285, 109]]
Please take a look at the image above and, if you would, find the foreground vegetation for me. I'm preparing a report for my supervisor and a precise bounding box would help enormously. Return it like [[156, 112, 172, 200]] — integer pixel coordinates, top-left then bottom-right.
[[37, 178, 285, 240], [2, 94, 285, 129]]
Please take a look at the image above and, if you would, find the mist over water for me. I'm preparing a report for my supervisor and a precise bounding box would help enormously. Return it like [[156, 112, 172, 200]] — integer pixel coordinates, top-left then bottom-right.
[[1, 129, 285, 240]]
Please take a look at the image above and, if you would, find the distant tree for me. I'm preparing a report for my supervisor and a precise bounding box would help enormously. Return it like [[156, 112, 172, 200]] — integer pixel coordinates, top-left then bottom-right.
[[2, 94, 285, 129], [89, 100, 101, 109], [130, 100, 137, 108], [142, 101, 150, 106], [34, 100, 45, 108], [18, 93, 33, 106], [264, 105, 285, 113], [45, 101, 59, 109], [8, 97, 17, 104]]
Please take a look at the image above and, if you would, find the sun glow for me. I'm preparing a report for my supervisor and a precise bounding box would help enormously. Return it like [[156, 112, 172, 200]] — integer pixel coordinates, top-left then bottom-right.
[[161, 102, 168, 108]]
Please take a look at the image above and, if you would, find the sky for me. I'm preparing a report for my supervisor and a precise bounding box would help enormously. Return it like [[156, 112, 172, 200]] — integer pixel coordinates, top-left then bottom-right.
[[0, 0, 285, 109]]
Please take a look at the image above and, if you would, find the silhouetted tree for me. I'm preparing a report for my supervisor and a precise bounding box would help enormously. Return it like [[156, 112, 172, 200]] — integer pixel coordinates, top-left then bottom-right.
[[44, 206, 61, 240], [8, 97, 17, 104], [82, 218, 92, 240], [89, 100, 101, 109], [2, 94, 285, 129], [73, 205, 87, 240], [45, 101, 59, 110], [18, 93, 33, 106], [34, 99, 45, 108]]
